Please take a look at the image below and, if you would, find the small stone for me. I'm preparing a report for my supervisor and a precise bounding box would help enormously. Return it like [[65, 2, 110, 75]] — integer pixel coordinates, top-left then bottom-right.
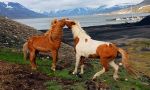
[[125, 78, 128, 81]]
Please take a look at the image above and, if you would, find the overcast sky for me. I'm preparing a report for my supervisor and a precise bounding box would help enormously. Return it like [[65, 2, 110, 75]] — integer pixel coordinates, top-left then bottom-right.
[[1, 0, 144, 11]]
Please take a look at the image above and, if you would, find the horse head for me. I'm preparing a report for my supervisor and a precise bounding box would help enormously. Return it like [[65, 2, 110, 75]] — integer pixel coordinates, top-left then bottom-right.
[[57, 18, 68, 28], [65, 19, 76, 29], [50, 18, 67, 29], [51, 18, 58, 25]]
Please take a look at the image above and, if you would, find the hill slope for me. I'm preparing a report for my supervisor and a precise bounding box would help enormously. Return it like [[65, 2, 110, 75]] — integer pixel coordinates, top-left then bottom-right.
[[137, 0, 150, 6], [112, 0, 150, 14], [0, 16, 41, 48]]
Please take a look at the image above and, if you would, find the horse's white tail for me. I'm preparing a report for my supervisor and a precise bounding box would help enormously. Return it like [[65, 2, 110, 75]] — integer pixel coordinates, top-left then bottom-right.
[[23, 42, 29, 60], [118, 48, 137, 76]]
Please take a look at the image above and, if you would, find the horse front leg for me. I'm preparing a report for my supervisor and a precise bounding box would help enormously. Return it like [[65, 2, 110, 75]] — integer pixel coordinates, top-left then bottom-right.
[[51, 50, 58, 71], [73, 54, 81, 74], [80, 56, 85, 74]]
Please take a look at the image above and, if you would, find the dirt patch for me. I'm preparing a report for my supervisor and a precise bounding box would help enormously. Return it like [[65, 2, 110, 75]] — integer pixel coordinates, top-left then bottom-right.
[[85, 80, 110, 90], [0, 60, 80, 90], [0, 60, 50, 90]]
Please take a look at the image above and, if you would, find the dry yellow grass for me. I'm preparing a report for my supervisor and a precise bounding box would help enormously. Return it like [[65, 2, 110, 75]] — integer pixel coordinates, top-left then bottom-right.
[[130, 52, 150, 76], [136, 5, 150, 13], [126, 40, 150, 77], [113, 5, 150, 14]]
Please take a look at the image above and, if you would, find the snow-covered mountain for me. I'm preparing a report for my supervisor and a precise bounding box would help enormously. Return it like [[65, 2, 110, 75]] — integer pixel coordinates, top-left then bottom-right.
[[0, 1, 133, 18], [45, 7, 94, 17], [41, 5, 130, 17], [0, 2, 47, 19]]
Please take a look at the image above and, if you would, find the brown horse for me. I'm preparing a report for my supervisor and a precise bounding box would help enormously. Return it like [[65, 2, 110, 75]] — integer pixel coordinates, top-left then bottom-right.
[[23, 18, 67, 71]]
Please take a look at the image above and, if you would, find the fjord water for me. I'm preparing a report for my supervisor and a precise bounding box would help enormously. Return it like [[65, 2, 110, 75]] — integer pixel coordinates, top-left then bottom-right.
[[15, 13, 150, 30]]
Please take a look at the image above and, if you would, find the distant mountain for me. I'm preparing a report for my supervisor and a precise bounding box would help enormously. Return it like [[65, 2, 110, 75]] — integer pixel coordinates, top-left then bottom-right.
[[0, 2, 47, 19], [42, 5, 130, 17], [111, 0, 150, 14], [95, 5, 130, 13], [137, 0, 150, 6], [43, 7, 94, 17], [0, 1, 141, 18]]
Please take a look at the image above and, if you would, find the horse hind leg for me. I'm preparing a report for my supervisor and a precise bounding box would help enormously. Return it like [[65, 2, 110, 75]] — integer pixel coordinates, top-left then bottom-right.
[[29, 50, 37, 70], [92, 58, 109, 80], [92, 67, 105, 80], [109, 60, 119, 80]]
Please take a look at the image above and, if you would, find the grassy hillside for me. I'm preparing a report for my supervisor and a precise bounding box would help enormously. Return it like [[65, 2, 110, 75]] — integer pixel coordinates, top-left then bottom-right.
[[112, 5, 150, 14], [0, 40, 150, 90], [137, 5, 150, 13]]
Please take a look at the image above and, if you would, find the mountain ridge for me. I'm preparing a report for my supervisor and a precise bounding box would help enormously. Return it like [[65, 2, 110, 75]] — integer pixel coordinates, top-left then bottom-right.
[[0, 2, 47, 19], [42, 5, 130, 17], [111, 0, 150, 14], [0, 1, 147, 18]]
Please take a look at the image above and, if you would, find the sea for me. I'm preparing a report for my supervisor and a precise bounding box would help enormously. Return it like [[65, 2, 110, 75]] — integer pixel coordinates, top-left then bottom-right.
[[14, 13, 150, 30]]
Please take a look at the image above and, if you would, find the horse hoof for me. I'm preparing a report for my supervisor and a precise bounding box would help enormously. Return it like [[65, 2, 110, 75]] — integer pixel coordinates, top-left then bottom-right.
[[52, 69, 56, 71], [72, 71, 77, 75], [92, 78, 97, 81], [92, 77, 97, 81], [76, 73, 82, 78], [31, 67, 37, 70], [51, 68, 56, 71], [79, 72, 84, 75], [113, 76, 119, 81]]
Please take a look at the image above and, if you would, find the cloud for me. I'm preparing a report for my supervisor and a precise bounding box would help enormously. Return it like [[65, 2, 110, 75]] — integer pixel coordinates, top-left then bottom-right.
[[0, 0, 144, 11]]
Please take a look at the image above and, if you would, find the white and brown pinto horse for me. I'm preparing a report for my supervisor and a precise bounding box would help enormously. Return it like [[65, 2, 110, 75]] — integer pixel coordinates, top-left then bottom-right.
[[65, 20, 136, 80]]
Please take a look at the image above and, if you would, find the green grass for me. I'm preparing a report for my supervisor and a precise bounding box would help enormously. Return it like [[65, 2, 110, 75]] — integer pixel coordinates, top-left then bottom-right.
[[0, 47, 150, 90], [45, 81, 63, 90]]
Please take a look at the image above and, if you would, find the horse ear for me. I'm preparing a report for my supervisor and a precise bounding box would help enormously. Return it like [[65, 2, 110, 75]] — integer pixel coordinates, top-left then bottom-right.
[[62, 18, 69, 20], [51, 19, 58, 25], [71, 22, 75, 25]]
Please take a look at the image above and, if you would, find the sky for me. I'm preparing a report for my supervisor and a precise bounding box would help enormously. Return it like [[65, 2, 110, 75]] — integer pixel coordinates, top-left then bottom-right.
[[0, 0, 144, 12]]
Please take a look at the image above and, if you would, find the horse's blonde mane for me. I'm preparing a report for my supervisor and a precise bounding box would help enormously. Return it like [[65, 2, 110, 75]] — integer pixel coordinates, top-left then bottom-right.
[[72, 21, 91, 39]]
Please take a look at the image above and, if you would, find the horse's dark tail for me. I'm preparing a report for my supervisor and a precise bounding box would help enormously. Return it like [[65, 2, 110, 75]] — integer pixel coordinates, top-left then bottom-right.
[[23, 42, 29, 60], [118, 48, 138, 77]]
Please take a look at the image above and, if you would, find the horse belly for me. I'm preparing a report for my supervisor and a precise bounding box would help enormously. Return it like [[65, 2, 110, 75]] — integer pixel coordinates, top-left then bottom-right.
[[76, 42, 98, 57], [33, 39, 52, 52]]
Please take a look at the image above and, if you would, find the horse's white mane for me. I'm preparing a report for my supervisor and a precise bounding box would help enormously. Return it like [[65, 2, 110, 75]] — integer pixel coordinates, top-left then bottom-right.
[[72, 21, 91, 39]]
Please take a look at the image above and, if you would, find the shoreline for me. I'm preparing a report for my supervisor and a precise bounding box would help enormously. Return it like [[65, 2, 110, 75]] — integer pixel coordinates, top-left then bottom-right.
[[39, 22, 150, 46]]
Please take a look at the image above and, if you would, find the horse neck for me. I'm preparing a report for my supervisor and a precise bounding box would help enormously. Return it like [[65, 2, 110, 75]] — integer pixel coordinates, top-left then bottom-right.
[[72, 25, 91, 39], [49, 27, 63, 36], [48, 26, 63, 41]]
